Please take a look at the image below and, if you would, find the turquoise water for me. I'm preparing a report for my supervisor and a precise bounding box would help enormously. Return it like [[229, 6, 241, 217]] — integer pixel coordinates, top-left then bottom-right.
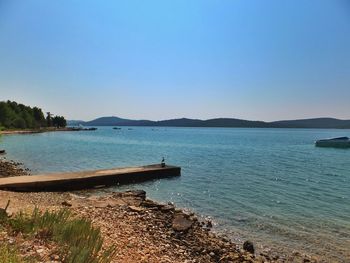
[[1, 127, 350, 261]]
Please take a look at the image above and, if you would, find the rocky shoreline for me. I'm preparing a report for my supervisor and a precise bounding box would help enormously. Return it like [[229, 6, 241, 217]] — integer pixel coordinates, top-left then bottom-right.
[[0, 157, 30, 178], [0, 159, 320, 262], [0, 190, 320, 263]]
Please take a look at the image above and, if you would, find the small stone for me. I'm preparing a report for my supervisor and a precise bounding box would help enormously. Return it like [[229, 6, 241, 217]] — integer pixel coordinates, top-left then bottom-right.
[[243, 240, 255, 254], [36, 248, 44, 253], [129, 206, 144, 212], [61, 200, 72, 206], [172, 214, 193, 232], [206, 220, 213, 228], [160, 204, 175, 212]]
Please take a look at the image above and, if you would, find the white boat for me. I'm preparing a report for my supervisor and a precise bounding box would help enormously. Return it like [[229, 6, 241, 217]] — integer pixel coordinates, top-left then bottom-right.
[[315, 137, 350, 148]]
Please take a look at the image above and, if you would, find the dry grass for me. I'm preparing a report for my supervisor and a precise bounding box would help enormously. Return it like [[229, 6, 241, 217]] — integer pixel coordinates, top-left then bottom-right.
[[3, 208, 115, 263]]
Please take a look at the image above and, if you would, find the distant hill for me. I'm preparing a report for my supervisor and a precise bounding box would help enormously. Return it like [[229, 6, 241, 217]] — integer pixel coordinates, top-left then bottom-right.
[[271, 118, 350, 129], [69, 116, 350, 129], [152, 118, 204, 127], [201, 118, 271, 128], [151, 118, 271, 128], [84, 116, 132, 126], [73, 116, 154, 126]]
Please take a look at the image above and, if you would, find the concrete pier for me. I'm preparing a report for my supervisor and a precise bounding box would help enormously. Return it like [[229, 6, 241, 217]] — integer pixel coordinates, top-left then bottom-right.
[[0, 164, 181, 192]]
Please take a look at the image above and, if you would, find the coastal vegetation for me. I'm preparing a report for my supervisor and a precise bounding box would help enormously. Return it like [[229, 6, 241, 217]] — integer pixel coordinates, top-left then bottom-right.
[[0, 243, 22, 263], [0, 207, 115, 263], [0, 100, 66, 130]]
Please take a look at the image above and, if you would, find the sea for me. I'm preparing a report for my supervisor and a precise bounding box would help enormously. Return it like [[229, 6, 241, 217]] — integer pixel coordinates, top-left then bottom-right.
[[1, 127, 349, 261]]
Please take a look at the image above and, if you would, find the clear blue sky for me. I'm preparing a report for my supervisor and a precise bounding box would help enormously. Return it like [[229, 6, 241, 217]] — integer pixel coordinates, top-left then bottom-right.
[[0, 0, 349, 121]]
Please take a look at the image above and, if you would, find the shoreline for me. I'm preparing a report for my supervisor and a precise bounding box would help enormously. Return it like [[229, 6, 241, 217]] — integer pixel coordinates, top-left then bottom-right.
[[0, 189, 318, 263], [0, 158, 320, 262], [0, 127, 97, 135]]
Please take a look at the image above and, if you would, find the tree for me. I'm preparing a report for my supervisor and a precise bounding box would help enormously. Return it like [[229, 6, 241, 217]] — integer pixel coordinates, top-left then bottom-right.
[[33, 107, 46, 128], [46, 112, 53, 127], [21, 111, 34, 128], [13, 117, 26, 129], [0, 101, 67, 129], [52, 115, 67, 128]]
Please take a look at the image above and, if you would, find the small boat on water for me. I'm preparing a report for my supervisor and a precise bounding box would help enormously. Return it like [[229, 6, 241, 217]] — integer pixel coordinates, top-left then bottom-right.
[[315, 137, 350, 148]]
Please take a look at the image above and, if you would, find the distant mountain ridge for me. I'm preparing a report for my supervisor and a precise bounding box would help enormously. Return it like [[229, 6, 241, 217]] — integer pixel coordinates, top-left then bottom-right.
[[68, 117, 350, 129], [271, 118, 350, 129]]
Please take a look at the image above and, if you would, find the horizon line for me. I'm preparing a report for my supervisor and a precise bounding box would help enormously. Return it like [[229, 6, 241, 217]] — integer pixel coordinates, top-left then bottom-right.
[[72, 116, 350, 123]]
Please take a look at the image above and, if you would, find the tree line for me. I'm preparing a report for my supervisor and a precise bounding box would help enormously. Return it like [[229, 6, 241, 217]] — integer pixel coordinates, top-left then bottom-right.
[[0, 100, 67, 129]]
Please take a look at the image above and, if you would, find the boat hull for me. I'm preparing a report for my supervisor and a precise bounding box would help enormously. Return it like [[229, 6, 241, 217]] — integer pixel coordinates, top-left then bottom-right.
[[315, 140, 350, 148]]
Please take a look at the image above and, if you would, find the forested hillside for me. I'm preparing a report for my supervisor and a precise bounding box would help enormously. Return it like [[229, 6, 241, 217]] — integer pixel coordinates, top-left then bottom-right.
[[0, 100, 66, 129]]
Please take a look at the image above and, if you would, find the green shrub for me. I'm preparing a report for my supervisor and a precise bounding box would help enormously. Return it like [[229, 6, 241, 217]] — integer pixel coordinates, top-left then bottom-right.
[[9, 208, 115, 263], [0, 243, 22, 263], [0, 209, 8, 225]]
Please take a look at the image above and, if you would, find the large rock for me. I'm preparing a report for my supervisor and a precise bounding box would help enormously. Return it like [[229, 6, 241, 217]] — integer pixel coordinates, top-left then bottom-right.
[[118, 190, 146, 206], [128, 205, 145, 212], [160, 204, 175, 212], [121, 190, 146, 200], [172, 213, 193, 232], [243, 240, 255, 254], [142, 199, 163, 208]]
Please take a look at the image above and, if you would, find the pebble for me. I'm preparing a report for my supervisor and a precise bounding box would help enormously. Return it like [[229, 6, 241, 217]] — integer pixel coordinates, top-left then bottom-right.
[[0, 188, 320, 263]]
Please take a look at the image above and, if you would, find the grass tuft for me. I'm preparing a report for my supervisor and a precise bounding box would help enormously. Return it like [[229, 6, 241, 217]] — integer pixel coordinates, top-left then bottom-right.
[[7, 208, 115, 263], [0, 243, 22, 263]]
